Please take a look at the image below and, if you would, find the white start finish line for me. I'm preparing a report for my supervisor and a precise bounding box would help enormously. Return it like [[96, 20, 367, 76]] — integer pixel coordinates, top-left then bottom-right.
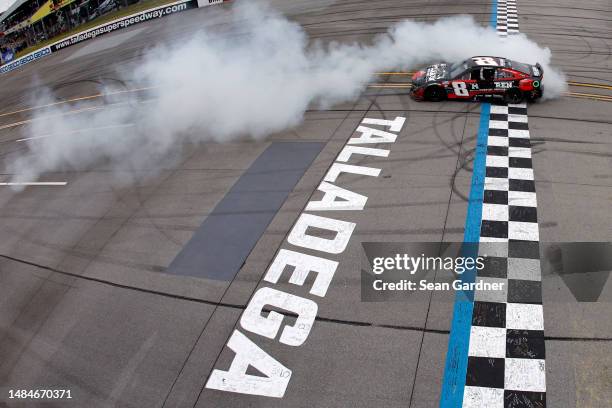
[[0, 182, 67, 186]]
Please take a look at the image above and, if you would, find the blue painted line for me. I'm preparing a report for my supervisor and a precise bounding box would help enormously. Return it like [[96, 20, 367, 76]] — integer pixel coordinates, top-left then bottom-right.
[[440, 2, 497, 405], [440, 104, 490, 407], [490, 0, 498, 28], [464, 103, 491, 247]]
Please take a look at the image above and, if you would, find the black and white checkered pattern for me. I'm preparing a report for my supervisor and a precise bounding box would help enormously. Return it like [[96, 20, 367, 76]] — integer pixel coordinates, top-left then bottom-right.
[[463, 104, 546, 407], [496, 0, 519, 37], [463, 3, 547, 407]]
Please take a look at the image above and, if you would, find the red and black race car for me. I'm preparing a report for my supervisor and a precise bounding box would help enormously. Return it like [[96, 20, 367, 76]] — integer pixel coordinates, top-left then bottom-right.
[[410, 56, 543, 103]]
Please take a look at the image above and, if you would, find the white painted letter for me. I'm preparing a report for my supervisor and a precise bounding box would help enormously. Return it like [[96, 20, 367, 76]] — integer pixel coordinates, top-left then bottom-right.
[[349, 126, 398, 144], [241, 287, 317, 346], [337, 145, 390, 162], [264, 248, 338, 297], [288, 213, 355, 254], [324, 163, 380, 183], [205, 330, 291, 398], [361, 116, 406, 132], [306, 181, 367, 211]]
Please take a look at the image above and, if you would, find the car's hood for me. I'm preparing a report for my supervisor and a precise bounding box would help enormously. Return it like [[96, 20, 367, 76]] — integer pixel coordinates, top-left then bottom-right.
[[412, 63, 450, 86]]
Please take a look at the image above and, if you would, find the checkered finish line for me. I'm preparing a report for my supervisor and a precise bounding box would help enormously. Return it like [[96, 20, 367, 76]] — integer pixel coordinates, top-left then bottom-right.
[[496, 0, 519, 37], [462, 1, 547, 407], [463, 104, 546, 407]]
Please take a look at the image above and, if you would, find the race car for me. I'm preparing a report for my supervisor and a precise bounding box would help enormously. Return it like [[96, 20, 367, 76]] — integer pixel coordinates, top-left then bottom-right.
[[410, 56, 543, 103]]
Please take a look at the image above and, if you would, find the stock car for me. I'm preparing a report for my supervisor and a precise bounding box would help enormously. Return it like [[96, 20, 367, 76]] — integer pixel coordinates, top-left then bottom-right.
[[410, 56, 543, 103]]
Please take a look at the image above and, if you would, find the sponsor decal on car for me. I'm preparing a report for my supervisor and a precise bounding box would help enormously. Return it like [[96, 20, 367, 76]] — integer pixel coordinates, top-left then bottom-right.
[[494, 81, 512, 88], [425, 63, 447, 82]]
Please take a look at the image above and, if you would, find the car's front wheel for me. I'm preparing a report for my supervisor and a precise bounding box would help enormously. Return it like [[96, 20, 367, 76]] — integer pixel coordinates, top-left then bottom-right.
[[424, 86, 446, 102], [504, 88, 524, 104]]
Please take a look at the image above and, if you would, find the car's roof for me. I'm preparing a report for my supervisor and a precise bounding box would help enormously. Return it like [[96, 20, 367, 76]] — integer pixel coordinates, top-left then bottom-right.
[[467, 56, 512, 68], [465, 56, 533, 74]]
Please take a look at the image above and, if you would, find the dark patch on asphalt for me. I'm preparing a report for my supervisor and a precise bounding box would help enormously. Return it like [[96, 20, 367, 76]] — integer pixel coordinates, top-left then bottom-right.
[[166, 141, 324, 281]]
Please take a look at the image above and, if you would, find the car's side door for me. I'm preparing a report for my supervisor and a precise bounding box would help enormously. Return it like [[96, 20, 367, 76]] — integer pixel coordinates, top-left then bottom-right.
[[493, 68, 517, 94], [447, 70, 477, 99], [477, 67, 496, 91]]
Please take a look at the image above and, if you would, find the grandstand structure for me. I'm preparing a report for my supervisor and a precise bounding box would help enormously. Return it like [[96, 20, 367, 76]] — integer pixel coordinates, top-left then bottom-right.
[[0, 0, 138, 63]]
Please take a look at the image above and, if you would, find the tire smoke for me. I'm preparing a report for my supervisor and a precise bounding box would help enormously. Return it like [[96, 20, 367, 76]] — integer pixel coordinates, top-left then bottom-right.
[[7, 0, 566, 187]]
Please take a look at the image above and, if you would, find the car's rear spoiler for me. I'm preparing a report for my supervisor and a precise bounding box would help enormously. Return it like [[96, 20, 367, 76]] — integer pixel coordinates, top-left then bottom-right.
[[535, 63, 544, 77]]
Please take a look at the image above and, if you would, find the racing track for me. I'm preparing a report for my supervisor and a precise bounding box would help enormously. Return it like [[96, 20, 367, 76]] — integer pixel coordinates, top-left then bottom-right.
[[0, 0, 610, 407]]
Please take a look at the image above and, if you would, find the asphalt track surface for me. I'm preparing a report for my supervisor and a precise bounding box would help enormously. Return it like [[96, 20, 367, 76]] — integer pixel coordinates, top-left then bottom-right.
[[0, 0, 611, 407]]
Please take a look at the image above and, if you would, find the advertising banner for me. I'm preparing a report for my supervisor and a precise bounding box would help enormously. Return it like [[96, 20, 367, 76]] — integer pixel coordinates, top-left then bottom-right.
[[0, 47, 51, 74], [1, 49, 15, 63], [50, 0, 199, 51], [0, 0, 226, 74]]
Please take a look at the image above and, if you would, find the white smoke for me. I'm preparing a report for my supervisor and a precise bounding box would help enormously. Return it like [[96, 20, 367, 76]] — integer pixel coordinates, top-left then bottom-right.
[[7, 1, 566, 186]]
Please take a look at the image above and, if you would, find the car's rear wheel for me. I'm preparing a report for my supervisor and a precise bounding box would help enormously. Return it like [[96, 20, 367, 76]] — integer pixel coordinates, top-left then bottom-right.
[[504, 88, 524, 104], [424, 86, 446, 102], [526, 88, 543, 102]]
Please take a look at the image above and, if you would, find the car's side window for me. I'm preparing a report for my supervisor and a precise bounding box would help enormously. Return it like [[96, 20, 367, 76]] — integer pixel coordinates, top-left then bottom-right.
[[482, 68, 495, 81], [455, 71, 470, 80], [495, 69, 514, 79], [470, 68, 481, 81]]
